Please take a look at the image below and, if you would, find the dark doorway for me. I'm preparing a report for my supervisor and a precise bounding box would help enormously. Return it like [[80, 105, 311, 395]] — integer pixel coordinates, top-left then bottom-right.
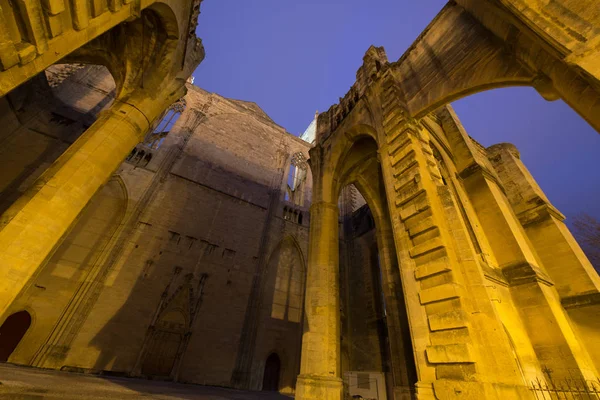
[[0, 311, 31, 362], [141, 331, 182, 378], [262, 353, 281, 391]]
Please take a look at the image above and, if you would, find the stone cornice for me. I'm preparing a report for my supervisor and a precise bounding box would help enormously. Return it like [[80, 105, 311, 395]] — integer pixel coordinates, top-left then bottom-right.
[[501, 262, 554, 287], [457, 162, 506, 195], [517, 202, 565, 226], [562, 291, 600, 309], [482, 263, 509, 287], [309, 201, 339, 212]]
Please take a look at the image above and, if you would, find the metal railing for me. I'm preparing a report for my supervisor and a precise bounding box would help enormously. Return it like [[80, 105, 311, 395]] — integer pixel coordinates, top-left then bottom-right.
[[530, 377, 600, 399]]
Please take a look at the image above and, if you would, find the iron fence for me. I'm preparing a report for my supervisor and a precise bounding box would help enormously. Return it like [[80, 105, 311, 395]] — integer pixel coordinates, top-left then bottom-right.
[[530, 377, 600, 399]]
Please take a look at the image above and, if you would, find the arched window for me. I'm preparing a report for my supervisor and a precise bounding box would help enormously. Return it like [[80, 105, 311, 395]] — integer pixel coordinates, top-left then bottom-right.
[[269, 239, 305, 323], [143, 99, 186, 150], [0, 311, 31, 362], [285, 152, 308, 206], [126, 99, 186, 168]]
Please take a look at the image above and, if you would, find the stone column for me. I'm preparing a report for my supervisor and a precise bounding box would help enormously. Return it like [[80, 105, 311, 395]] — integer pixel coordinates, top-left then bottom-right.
[[487, 143, 600, 299], [296, 201, 343, 400], [487, 143, 600, 374], [375, 226, 417, 400], [0, 86, 184, 319], [459, 157, 598, 381]]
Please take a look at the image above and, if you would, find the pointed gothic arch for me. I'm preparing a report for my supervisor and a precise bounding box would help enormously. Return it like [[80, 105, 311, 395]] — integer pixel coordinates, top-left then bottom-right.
[[266, 236, 306, 324]]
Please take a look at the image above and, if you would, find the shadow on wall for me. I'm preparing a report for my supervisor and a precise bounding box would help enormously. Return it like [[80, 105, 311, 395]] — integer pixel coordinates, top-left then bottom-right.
[[0, 76, 311, 395], [83, 152, 276, 383], [0, 64, 116, 216], [251, 235, 306, 393]]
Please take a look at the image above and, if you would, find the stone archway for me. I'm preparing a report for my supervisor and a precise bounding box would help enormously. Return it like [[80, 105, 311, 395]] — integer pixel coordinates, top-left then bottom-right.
[[297, 130, 424, 400], [0, 311, 31, 362], [394, 1, 600, 133], [0, 0, 205, 322], [296, 13, 600, 394]]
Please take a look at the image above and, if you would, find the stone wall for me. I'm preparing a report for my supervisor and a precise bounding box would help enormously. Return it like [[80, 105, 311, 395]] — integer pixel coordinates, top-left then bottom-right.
[[1, 66, 312, 392]]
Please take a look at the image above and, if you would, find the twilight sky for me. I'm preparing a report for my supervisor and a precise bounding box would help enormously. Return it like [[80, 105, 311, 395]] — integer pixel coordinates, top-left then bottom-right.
[[193, 0, 600, 225]]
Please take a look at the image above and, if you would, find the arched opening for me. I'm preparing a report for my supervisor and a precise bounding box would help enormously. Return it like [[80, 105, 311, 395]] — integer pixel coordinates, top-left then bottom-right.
[[0, 311, 31, 362], [285, 152, 308, 206], [334, 136, 417, 399], [262, 353, 281, 392], [0, 62, 117, 216], [7, 177, 127, 367], [268, 238, 305, 324], [450, 86, 600, 234], [253, 236, 305, 393]]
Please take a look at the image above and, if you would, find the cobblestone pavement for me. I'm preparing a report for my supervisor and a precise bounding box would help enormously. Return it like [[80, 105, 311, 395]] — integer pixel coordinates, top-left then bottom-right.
[[0, 364, 292, 399]]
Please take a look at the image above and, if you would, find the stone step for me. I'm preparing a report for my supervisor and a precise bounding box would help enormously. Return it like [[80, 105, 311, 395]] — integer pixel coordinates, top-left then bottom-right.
[[419, 282, 462, 305], [387, 136, 411, 157], [393, 163, 419, 189], [398, 192, 430, 221], [391, 148, 417, 175], [407, 216, 437, 238], [410, 236, 444, 258], [414, 258, 451, 280], [395, 180, 425, 207], [383, 111, 404, 130]]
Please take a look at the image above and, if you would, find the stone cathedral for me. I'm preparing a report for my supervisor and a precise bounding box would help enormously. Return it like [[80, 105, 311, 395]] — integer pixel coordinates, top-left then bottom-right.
[[0, 1, 599, 400]]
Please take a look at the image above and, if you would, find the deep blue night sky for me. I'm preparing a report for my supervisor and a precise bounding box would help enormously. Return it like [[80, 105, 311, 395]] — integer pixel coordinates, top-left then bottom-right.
[[193, 0, 600, 224]]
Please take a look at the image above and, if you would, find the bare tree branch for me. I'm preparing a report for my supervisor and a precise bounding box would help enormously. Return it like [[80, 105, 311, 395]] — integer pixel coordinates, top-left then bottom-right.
[[572, 213, 600, 271]]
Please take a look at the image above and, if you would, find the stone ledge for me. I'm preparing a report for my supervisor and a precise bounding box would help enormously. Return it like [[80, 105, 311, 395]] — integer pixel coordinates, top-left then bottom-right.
[[419, 283, 462, 304], [415, 258, 452, 280], [457, 162, 506, 195], [410, 236, 444, 258], [482, 262, 509, 287], [517, 202, 565, 226], [433, 379, 533, 399], [502, 262, 554, 287], [428, 310, 469, 331], [562, 291, 600, 309], [296, 374, 344, 400]]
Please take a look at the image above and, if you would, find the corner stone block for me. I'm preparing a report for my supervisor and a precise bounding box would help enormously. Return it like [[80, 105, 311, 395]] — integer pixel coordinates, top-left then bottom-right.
[[419, 283, 462, 305], [415, 258, 452, 280], [426, 343, 475, 364], [428, 310, 469, 331]]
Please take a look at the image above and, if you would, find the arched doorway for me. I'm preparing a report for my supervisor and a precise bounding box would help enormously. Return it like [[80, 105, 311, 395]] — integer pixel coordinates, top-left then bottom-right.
[[141, 309, 186, 378], [0, 311, 31, 362], [263, 353, 281, 391]]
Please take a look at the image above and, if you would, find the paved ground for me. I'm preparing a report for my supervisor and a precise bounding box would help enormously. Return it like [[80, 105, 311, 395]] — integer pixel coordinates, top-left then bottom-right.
[[0, 364, 292, 399]]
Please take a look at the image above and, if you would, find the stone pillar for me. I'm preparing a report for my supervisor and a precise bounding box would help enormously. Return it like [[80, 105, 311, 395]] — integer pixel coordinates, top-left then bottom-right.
[[296, 201, 343, 400], [459, 155, 598, 381], [375, 226, 417, 400], [487, 143, 600, 374], [0, 86, 184, 320], [487, 143, 600, 299]]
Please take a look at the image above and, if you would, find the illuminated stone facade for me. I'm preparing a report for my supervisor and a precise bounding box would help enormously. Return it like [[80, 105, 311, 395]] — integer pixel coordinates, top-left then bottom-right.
[[296, 1, 600, 399]]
